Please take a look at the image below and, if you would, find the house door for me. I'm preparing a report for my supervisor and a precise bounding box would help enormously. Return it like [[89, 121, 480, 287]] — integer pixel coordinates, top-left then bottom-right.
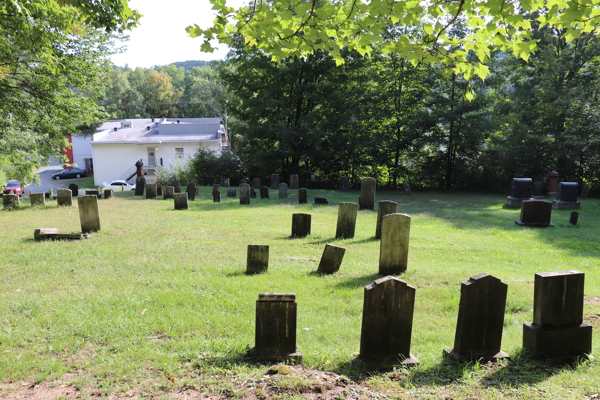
[[84, 158, 93, 172], [148, 147, 156, 165]]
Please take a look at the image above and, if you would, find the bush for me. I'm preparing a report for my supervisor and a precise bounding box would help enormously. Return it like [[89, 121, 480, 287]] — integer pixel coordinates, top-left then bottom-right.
[[155, 159, 196, 186], [191, 148, 247, 185]]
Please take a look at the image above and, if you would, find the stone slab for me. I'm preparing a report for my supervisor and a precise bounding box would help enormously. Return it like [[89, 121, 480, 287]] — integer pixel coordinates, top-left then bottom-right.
[[523, 322, 592, 358], [552, 200, 580, 210], [317, 244, 346, 274]]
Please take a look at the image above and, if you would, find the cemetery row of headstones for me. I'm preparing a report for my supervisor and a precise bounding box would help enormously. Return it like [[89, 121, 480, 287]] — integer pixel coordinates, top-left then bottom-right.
[[4, 185, 113, 211], [507, 174, 587, 209], [246, 270, 592, 365]]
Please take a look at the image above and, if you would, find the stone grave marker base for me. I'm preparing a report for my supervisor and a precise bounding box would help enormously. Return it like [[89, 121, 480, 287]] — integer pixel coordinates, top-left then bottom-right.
[[353, 354, 419, 369], [505, 197, 530, 208], [34, 228, 91, 241], [443, 349, 509, 362], [552, 200, 580, 210], [523, 322, 592, 359], [515, 220, 553, 228], [245, 347, 304, 362]]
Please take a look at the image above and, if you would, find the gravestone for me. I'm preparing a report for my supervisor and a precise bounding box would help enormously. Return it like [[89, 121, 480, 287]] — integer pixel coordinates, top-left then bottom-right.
[[253, 178, 261, 188], [203, 176, 215, 186], [227, 189, 236, 197], [187, 182, 197, 201], [250, 187, 257, 198], [533, 181, 543, 198], [78, 195, 101, 233], [240, 179, 248, 184], [57, 188, 72, 207], [553, 182, 580, 209], [444, 274, 509, 361], [336, 202, 358, 239], [375, 200, 398, 239], [339, 176, 349, 191], [271, 174, 280, 189], [246, 245, 269, 274], [260, 186, 269, 199], [515, 200, 553, 227], [174, 193, 188, 210], [291, 213, 311, 238], [289, 174, 299, 189], [523, 271, 592, 358], [69, 183, 79, 197], [357, 276, 419, 367], [548, 171, 559, 197], [212, 184, 221, 202], [172, 179, 181, 193], [156, 185, 162, 197], [404, 184, 412, 195], [299, 188, 307, 204], [103, 189, 113, 200], [30, 193, 45, 207], [240, 183, 251, 205], [3, 194, 19, 210], [379, 213, 411, 275], [317, 244, 346, 274], [570, 211, 579, 226], [359, 177, 376, 210], [581, 185, 589, 199], [85, 189, 100, 199], [163, 186, 175, 199], [146, 184, 157, 199], [314, 197, 328, 205], [246, 293, 302, 361], [221, 178, 230, 187], [506, 178, 533, 208], [278, 183, 288, 199], [135, 176, 145, 196]]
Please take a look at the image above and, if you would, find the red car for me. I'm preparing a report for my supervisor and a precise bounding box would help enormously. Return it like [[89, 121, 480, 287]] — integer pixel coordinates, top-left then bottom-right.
[[3, 180, 23, 196]]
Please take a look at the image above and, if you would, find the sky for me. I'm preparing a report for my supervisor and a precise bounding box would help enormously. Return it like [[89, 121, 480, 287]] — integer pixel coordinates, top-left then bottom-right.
[[110, 0, 245, 69]]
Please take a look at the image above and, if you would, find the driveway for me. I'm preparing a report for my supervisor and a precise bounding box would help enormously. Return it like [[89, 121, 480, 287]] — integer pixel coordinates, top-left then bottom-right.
[[25, 166, 91, 196]]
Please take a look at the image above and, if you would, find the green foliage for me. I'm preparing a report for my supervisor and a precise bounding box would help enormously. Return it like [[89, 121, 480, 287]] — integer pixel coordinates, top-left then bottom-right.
[[155, 159, 196, 186], [191, 147, 247, 184]]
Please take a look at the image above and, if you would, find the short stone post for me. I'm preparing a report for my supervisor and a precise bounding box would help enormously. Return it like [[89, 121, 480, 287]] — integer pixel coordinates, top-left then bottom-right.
[[3, 194, 19, 210], [103, 189, 113, 199], [271, 174, 279, 189], [357, 276, 419, 367], [278, 183, 288, 199], [156, 185, 162, 197], [291, 213, 311, 238], [379, 213, 411, 275], [339, 176, 349, 191], [375, 200, 397, 239], [335, 202, 358, 239], [30, 193, 45, 207], [164, 186, 174, 199], [212, 184, 221, 202], [317, 244, 346, 274], [172, 179, 181, 193], [146, 183, 157, 199], [247, 293, 302, 361], [69, 183, 79, 197], [299, 188, 307, 204], [570, 212, 579, 225], [260, 186, 269, 199], [221, 178, 230, 187], [444, 274, 509, 361], [135, 177, 145, 196], [78, 195, 100, 233], [289, 174, 299, 189], [174, 193, 188, 210], [240, 183, 251, 204], [187, 182, 197, 201], [515, 200, 553, 227], [253, 178, 261, 188], [246, 245, 269, 274], [57, 188, 72, 207], [523, 271, 592, 358], [359, 177, 376, 210]]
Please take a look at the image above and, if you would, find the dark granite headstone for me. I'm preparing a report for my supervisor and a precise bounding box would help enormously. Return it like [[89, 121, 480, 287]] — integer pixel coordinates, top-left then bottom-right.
[[376, 200, 397, 239], [314, 197, 328, 205], [515, 200, 552, 227], [247, 245, 269, 274], [271, 174, 279, 189], [172, 179, 181, 193], [506, 177, 533, 207], [556, 182, 578, 202], [240, 183, 251, 204], [291, 213, 311, 238], [533, 181, 543, 197], [203, 176, 215, 186], [335, 202, 357, 239], [317, 244, 346, 274], [187, 182, 197, 201], [252, 178, 261, 188], [299, 188, 307, 204], [359, 177, 376, 210], [227, 189, 236, 197], [581, 186, 589, 199], [69, 183, 79, 197], [260, 186, 269, 199], [569, 211, 579, 225], [174, 193, 188, 210], [212, 184, 221, 202], [339, 176, 349, 191]]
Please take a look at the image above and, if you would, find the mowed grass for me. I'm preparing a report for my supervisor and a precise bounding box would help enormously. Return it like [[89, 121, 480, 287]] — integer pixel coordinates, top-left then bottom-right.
[[0, 188, 598, 399]]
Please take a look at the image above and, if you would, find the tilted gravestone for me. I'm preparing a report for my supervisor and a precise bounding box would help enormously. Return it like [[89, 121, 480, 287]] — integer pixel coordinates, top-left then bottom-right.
[[135, 177, 145, 196], [444, 274, 509, 361], [581, 185, 589, 199], [291, 213, 311, 238], [78, 195, 100, 233], [203, 176, 215, 186], [379, 213, 411, 275], [299, 188, 307, 204], [359, 177, 376, 210], [246, 293, 302, 361], [69, 183, 79, 197], [250, 187, 257, 198], [173, 193, 188, 210], [357, 276, 419, 367], [506, 178, 533, 208], [317, 244, 346, 274], [515, 200, 552, 227], [553, 182, 580, 209], [172, 179, 181, 193], [57, 188, 72, 207], [212, 184, 221, 202], [187, 182, 197, 201], [246, 245, 269, 274], [156, 185, 162, 197], [163, 186, 175, 199], [314, 197, 328, 205], [523, 270, 592, 358], [404, 184, 412, 195], [260, 186, 269, 199], [375, 200, 397, 239], [339, 176, 349, 191], [227, 189, 236, 197], [30, 193, 45, 207], [146, 184, 157, 199], [289, 174, 299, 189], [336, 202, 358, 239], [278, 183, 288, 199], [221, 178, 230, 187], [3, 194, 19, 210], [252, 178, 261, 188], [271, 174, 279, 189], [240, 183, 251, 205], [103, 189, 113, 200], [533, 181, 543, 197]]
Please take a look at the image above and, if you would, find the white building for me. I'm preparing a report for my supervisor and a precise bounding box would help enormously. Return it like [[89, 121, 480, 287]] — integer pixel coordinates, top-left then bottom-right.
[[91, 118, 228, 186], [71, 134, 93, 171]]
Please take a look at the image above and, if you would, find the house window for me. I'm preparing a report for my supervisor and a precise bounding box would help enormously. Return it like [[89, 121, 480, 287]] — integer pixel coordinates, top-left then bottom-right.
[[175, 148, 184, 160]]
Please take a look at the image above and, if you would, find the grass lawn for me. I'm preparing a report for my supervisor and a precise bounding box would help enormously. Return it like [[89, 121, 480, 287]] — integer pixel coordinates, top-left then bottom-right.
[[0, 187, 598, 399]]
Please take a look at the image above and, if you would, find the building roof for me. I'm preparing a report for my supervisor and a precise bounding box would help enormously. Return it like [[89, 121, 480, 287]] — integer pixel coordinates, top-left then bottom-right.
[[92, 118, 225, 145]]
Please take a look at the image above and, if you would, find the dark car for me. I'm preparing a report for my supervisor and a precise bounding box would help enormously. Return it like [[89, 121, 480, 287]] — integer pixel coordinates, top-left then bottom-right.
[[3, 180, 23, 196], [51, 167, 87, 180]]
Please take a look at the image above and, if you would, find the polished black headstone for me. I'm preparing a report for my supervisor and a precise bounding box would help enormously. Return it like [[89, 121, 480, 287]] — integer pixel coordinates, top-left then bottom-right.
[[556, 182, 578, 202], [511, 178, 533, 198]]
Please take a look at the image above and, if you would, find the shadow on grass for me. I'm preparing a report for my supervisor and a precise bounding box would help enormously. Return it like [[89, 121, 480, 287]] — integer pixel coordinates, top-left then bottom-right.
[[334, 273, 382, 289]]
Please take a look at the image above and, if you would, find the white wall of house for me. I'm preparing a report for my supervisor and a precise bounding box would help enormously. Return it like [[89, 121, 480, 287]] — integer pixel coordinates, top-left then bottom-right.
[[71, 135, 93, 170]]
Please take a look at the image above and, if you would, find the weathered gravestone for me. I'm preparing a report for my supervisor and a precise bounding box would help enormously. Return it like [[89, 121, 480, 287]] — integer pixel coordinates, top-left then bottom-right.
[[213, 184, 221, 202], [336, 202, 358, 239], [299, 188, 307, 204], [289, 174, 299, 189], [246, 293, 302, 361], [30, 193, 45, 207], [444, 274, 509, 361], [146, 184, 157, 199], [570, 211, 579, 226], [163, 186, 175, 199], [356, 276, 419, 367], [314, 197, 328, 205], [581, 185, 589, 199], [375, 200, 397, 239], [515, 200, 553, 227], [246, 245, 269, 274], [187, 182, 197, 201], [278, 183, 288, 199], [553, 182, 580, 209], [252, 178, 261, 188], [156, 185, 162, 197], [135, 177, 145, 196], [103, 189, 113, 200], [174, 193, 188, 210], [78, 195, 100, 233], [339, 176, 349, 191], [221, 178, 230, 187], [317, 244, 346, 274], [172, 179, 181, 193], [203, 176, 215, 186], [57, 188, 72, 207], [69, 183, 79, 197], [523, 270, 592, 358], [3, 194, 19, 210], [532, 181, 543, 198], [240, 183, 251, 205], [227, 189, 236, 197], [271, 174, 279, 189], [260, 186, 269, 199], [250, 187, 257, 198], [404, 184, 412, 195], [85, 189, 100, 199], [291, 213, 311, 238], [506, 178, 533, 208], [548, 171, 559, 197], [359, 177, 376, 210], [379, 213, 411, 275]]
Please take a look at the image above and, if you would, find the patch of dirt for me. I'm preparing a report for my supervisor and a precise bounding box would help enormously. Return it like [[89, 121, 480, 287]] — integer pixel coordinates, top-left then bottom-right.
[[0, 377, 79, 400], [584, 296, 600, 305], [585, 315, 600, 327]]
